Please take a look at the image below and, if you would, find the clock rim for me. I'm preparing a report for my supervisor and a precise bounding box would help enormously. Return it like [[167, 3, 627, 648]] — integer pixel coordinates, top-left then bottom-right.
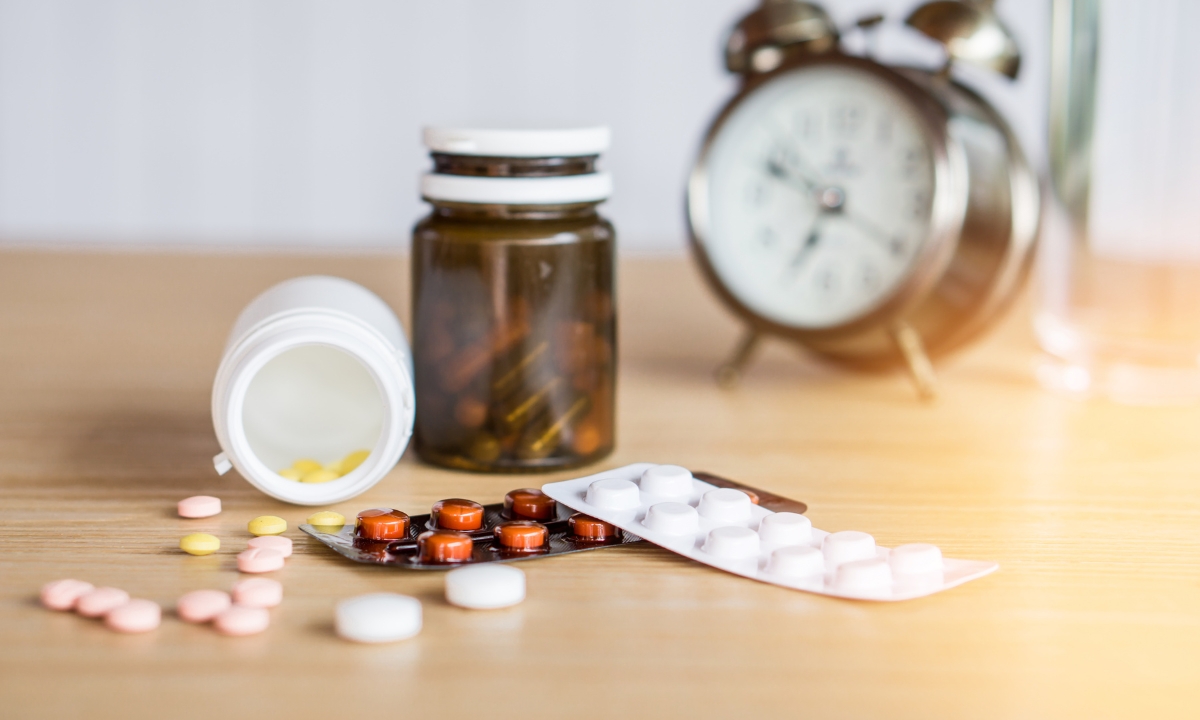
[[686, 53, 968, 345]]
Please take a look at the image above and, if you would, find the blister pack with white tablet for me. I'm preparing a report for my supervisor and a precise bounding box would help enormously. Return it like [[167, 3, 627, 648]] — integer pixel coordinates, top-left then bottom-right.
[[542, 463, 997, 601]]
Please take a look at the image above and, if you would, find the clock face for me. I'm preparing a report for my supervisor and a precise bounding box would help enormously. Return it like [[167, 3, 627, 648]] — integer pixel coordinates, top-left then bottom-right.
[[695, 63, 939, 329]]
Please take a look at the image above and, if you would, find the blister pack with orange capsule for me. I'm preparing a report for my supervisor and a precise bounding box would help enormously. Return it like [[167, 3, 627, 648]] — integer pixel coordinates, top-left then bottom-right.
[[299, 471, 807, 570]]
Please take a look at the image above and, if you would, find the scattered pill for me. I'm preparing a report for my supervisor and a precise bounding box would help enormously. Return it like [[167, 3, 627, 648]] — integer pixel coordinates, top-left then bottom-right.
[[237, 547, 285, 574], [431, 498, 485, 531], [76, 587, 130, 618], [278, 468, 304, 481], [702, 525, 760, 560], [417, 530, 475, 564], [822, 531, 876, 571], [214, 605, 270, 636], [105, 599, 161, 633], [248, 515, 287, 536], [493, 521, 549, 551], [307, 510, 346, 529], [697, 488, 753, 523], [291, 459, 324, 475], [232, 577, 283, 609], [177, 495, 222, 518], [180, 532, 221, 556], [758, 512, 812, 546], [503, 488, 557, 520], [40, 579, 95, 611], [355, 508, 410, 541], [835, 556, 894, 593], [247, 535, 292, 558], [639, 465, 694, 497], [300, 469, 340, 484], [177, 590, 232, 623], [586, 478, 641, 511], [568, 513, 619, 541], [643, 502, 700, 536], [445, 565, 526, 610], [335, 593, 422, 643]]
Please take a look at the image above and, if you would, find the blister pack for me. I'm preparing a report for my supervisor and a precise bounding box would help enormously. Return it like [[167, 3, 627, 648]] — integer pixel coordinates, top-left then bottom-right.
[[542, 463, 998, 601], [301, 475, 807, 570]]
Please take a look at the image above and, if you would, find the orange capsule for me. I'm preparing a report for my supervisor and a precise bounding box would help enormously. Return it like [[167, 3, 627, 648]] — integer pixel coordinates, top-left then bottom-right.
[[494, 521, 549, 551], [432, 498, 485, 531], [568, 513, 619, 541], [355, 508, 411, 541], [417, 530, 475, 564], [504, 488, 558, 521]]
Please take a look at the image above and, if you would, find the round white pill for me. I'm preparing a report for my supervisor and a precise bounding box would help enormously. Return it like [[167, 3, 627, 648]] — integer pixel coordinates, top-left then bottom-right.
[[766, 545, 824, 578], [335, 593, 422, 643], [639, 465, 693, 497], [758, 512, 812, 546], [586, 478, 641, 511], [444, 564, 526, 610], [890, 543, 943, 575], [642, 502, 700, 535], [697, 488, 752, 523], [702, 525, 760, 559], [822, 530, 876, 570], [834, 557, 893, 593]]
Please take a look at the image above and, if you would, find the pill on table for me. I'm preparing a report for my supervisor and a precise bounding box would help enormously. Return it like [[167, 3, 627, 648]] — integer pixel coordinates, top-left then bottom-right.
[[307, 511, 346, 529], [180, 533, 221, 556], [336, 449, 371, 476], [214, 606, 270, 636], [177, 590, 232, 623], [76, 587, 130, 618], [445, 565, 526, 610], [431, 498, 485, 531], [568, 513, 619, 541], [237, 547, 285, 574], [355, 508, 410, 541], [300, 469, 339, 484], [335, 593, 422, 643], [247, 515, 287, 536], [417, 530, 475, 564], [247, 535, 292, 558], [232, 577, 283, 609], [40, 579, 95, 611], [504, 488, 557, 520], [105, 599, 161, 633], [291, 459, 324, 475], [278, 468, 303, 481], [493, 521, 549, 551], [177, 495, 222, 518]]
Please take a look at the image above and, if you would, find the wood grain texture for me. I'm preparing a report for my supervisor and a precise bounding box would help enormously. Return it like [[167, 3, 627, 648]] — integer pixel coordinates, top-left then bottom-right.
[[1, 251, 1198, 719]]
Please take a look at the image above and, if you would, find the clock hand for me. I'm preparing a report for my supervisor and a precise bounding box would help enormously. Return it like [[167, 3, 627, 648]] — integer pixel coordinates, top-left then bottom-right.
[[785, 220, 824, 279], [840, 209, 898, 251]]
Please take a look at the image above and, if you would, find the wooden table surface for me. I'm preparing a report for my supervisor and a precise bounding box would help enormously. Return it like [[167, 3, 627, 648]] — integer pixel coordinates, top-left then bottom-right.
[[2, 250, 1198, 719]]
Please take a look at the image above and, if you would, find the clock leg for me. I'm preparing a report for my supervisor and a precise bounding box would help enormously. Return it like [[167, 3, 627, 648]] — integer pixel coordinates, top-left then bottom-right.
[[890, 322, 938, 401], [715, 328, 762, 389]]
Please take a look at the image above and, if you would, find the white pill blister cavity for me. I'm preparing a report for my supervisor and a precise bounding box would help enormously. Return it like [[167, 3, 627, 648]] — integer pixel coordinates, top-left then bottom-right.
[[643, 502, 699, 536], [697, 488, 753, 524], [585, 478, 641, 511], [336, 593, 422, 643], [543, 463, 998, 602], [445, 564, 525, 610], [639, 465, 693, 497], [758, 512, 811, 546]]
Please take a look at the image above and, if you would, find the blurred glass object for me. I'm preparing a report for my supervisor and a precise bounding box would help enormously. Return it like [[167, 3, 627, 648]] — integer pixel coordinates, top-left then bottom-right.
[[1038, 0, 1200, 403]]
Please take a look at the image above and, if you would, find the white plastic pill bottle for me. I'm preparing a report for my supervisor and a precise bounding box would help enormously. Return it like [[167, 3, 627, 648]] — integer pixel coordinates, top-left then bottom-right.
[[211, 276, 415, 505]]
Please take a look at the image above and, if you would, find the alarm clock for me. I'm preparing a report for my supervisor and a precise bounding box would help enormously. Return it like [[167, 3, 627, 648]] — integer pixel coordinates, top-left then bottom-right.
[[686, 0, 1039, 397]]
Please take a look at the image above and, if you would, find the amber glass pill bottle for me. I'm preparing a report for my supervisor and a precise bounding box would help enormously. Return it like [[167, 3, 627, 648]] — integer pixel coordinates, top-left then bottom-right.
[[413, 127, 616, 473]]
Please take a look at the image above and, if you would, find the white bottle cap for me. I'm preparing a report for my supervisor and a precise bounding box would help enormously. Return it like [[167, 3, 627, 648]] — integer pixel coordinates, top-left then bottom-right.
[[822, 531, 877, 570], [643, 502, 700, 535], [758, 512, 812, 546], [421, 172, 612, 205], [639, 465, 694, 497], [444, 565, 526, 610], [889, 543, 944, 575], [834, 557, 894, 593], [766, 545, 825, 578], [697, 488, 753, 523], [423, 127, 610, 157], [586, 478, 641, 511], [702, 525, 761, 559], [335, 593, 422, 643]]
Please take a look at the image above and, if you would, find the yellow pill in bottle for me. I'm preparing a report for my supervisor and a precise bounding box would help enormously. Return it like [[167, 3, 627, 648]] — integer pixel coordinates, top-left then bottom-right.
[[248, 515, 287, 536], [291, 459, 324, 475], [278, 468, 303, 481], [300, 469, 340, 484], [307, 511, 346, 529], [180, 533, 221, 556], [336, 449, 371, 476]]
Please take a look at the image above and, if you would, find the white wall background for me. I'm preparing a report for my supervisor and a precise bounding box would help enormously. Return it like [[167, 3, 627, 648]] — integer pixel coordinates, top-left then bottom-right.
[[0, 0, 1047, 253]]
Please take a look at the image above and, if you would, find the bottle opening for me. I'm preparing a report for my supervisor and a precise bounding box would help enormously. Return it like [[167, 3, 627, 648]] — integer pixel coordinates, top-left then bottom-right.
[[241, 344, 384, 482]]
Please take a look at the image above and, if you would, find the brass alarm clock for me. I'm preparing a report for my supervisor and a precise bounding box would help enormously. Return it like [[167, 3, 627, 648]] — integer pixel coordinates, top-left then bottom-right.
[[686, 0, 1039, 397]]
